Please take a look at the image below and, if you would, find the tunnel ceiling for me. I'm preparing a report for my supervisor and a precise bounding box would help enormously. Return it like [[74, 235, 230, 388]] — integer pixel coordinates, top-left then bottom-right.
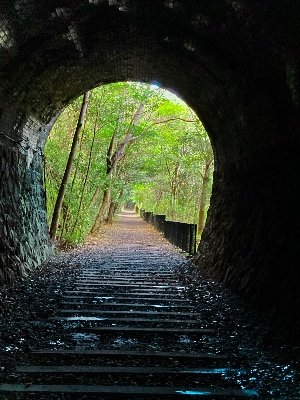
[[0, 0, 300, 339], [0, 1, 299, 150]]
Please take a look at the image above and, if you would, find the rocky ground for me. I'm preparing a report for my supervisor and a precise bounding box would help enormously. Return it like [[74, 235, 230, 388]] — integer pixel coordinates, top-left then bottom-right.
[[0, 211, 299, 399]]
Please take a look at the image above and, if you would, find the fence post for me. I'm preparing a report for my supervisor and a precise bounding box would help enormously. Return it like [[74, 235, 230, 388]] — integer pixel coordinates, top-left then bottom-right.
[[140, 210, 197, 257], [189, 224, 197, 255], [155, 215, 166, 232]]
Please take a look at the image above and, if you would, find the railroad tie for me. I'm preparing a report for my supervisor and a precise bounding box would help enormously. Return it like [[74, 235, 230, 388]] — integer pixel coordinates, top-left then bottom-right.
[[0, 253, 258, 399]]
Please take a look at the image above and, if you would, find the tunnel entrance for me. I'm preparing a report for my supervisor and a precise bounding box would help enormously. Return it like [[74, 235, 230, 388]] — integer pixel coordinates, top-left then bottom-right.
[[44, 81, 213, 249], [0, 1, 299, 338]]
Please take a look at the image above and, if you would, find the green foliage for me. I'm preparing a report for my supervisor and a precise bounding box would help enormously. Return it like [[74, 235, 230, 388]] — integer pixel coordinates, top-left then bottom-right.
[[127, 100, 213, 224], [45, 82, 214, 246]]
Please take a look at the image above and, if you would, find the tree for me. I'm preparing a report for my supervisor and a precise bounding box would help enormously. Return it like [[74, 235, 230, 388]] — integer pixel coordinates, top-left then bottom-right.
[[49, 91, 90, 239], [45, 82, 214, 246], [90, 83, 165, 233], [130, 113, 214, 229], [91, 97, 146, 233]]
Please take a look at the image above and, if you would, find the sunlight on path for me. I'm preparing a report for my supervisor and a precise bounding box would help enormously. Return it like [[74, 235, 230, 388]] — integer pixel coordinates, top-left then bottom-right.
[[85, 210, 185, 258]]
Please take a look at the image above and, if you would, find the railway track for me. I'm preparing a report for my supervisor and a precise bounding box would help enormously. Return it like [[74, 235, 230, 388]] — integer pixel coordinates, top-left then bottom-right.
[[0, 247, 258, 399]]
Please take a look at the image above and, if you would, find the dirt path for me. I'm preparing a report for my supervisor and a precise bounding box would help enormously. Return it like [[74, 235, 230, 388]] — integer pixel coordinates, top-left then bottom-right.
[[0, 211, 299, 399], [85, 209, 186, 257]]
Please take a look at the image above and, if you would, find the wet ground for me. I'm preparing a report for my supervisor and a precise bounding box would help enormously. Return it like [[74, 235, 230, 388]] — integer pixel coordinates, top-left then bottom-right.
[[0, 211, 299, 399]]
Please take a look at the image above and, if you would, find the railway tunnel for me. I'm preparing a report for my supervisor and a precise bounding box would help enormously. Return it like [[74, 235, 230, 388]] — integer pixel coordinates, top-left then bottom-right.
[[0, 0, 299, 339]]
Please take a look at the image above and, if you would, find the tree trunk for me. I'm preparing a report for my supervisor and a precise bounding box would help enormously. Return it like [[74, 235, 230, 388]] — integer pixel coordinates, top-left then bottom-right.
[[89, 187, 100, 208], [170, 164, 180, 219], [91, 102, 145, 234], [59, 121, 87, 240], [91, 187, 111, 234], [50, 91, 90, 239], [106, 201, 118, 225], [197, 159, 213, 235], [106, 187, 124, 225], [90, 132, 115, 234], [69, 111, 98, 236]]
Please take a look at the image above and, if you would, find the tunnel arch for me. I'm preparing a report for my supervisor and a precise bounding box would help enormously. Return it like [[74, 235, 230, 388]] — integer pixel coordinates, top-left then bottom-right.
[[45, 80, 214, 244], [0, 1, 299, 338]]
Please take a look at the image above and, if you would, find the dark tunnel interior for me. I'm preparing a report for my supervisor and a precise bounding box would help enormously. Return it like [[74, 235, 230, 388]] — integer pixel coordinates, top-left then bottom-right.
[[0, 0, 299, 339]]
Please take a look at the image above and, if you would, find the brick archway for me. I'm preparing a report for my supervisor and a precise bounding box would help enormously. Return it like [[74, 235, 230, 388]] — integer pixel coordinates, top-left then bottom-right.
[[0, 1, 299, 336]]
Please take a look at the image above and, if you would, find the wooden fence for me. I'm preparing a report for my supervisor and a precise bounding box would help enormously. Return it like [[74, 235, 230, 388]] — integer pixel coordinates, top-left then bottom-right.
[[136, 208, 197, 256]]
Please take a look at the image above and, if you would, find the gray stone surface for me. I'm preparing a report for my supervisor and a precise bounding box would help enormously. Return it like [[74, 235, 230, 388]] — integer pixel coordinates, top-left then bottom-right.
[[0, 143, 52, 283]]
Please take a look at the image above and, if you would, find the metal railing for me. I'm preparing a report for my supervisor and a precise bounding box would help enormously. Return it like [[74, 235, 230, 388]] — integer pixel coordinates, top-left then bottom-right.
[[137, 208, 197, 256]]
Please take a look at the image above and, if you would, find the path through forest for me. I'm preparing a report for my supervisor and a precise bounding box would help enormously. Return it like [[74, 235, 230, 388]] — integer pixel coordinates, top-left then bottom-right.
[[0, 211, 299, 399]]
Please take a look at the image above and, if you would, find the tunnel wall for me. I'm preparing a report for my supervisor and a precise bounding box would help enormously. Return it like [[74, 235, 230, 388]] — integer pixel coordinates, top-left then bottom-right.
[[0, 111, 52, 283], [196, 150, 299, 337], [0, 0, 299, 338]]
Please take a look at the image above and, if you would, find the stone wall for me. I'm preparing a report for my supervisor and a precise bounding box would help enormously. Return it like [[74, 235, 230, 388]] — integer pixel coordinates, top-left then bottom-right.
[[0, 0, 299, 338], [196, 147, 300, 337], [0, 141, 52, 283]]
